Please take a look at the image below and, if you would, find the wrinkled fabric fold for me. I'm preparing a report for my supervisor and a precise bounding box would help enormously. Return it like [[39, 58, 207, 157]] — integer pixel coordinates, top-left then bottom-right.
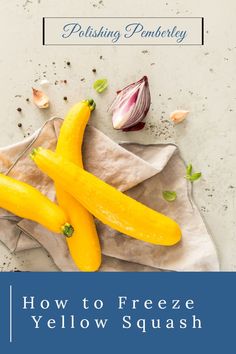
[[0, 118, 219, 271]]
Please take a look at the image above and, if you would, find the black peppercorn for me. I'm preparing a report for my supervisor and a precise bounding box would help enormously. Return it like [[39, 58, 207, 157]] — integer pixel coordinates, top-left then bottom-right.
[[66, 61, 71, 66], [18, 123, 22, 128], [63, 96, 68, 101], [17, 107, 22, 112]]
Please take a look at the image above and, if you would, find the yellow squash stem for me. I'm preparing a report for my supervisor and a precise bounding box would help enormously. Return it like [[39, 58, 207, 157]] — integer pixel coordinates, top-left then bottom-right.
[[0, 173, 73, 237], [31, 148, 182, 246], [56, 99, 101, 271]]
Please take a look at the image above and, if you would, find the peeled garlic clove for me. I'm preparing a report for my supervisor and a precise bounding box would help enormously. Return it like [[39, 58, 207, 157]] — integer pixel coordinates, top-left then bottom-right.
[[40, 79, 50, 88], [32, 88, 49, 109], [170, 110, 189, 124]]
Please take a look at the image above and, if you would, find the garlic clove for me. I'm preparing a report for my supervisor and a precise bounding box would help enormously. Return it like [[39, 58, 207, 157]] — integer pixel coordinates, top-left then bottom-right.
[[32, 88, 50, 109], [170, 110, 189, 124], [40, 79, 50, 88]]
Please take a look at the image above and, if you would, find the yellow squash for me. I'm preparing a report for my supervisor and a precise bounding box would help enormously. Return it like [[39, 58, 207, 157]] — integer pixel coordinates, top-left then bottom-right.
[[0, 173, 73, 236], [31, 148, 182, 246], [56, 100, 101, 271]]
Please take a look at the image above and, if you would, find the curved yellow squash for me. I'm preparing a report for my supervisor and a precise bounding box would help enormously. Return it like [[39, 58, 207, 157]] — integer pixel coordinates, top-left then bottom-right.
[[31, 148, 182, 246], [56, 100, 101, 271], [0, 173, 73, 236]]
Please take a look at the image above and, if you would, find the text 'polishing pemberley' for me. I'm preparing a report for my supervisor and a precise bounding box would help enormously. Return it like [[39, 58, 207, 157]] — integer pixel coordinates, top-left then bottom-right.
[[43, 17, 204, 45]]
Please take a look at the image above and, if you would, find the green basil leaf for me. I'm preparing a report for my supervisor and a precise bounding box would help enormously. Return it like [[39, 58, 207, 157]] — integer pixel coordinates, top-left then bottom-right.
[[162, 191, 177, 202], [186, 172, 202, 182], [186, 164, 192, 176], [93, 79, 108, 93]]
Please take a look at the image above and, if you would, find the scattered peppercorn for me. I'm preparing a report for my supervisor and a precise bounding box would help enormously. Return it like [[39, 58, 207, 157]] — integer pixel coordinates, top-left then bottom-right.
[[92, 68, 96, 73], [26, 98, 30, 102], [64, 79, 67, 84], [63, 96, 68, 101], [17, 107, 22, 112], [18, 123, 22, 128], [66, 61, 71, 66]]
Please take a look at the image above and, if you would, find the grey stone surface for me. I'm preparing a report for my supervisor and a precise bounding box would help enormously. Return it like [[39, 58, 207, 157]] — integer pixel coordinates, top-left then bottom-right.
[[0, 0, 235, 270]]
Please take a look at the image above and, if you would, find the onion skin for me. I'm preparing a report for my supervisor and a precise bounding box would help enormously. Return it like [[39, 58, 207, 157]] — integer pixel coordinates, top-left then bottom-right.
[[122, 122, 146, 132], [109, 76, 151, 130]]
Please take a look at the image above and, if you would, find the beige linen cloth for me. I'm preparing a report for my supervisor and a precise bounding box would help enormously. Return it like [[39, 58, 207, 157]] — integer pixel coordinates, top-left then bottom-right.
[[0, 118, 219, 271]]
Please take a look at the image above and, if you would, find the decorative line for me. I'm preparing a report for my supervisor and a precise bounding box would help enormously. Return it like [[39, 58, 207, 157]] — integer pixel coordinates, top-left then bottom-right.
[[42, 17, 45, 45], [9, 285, 13, 343], [201, 17, 204, 45]]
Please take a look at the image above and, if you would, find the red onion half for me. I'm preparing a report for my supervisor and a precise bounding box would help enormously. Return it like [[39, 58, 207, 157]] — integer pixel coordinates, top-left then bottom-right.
[[108, 76, 151, 130]]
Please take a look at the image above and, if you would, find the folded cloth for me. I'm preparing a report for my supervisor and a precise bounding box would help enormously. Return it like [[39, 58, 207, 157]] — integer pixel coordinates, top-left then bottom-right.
[[0, 118, 219, 271]]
